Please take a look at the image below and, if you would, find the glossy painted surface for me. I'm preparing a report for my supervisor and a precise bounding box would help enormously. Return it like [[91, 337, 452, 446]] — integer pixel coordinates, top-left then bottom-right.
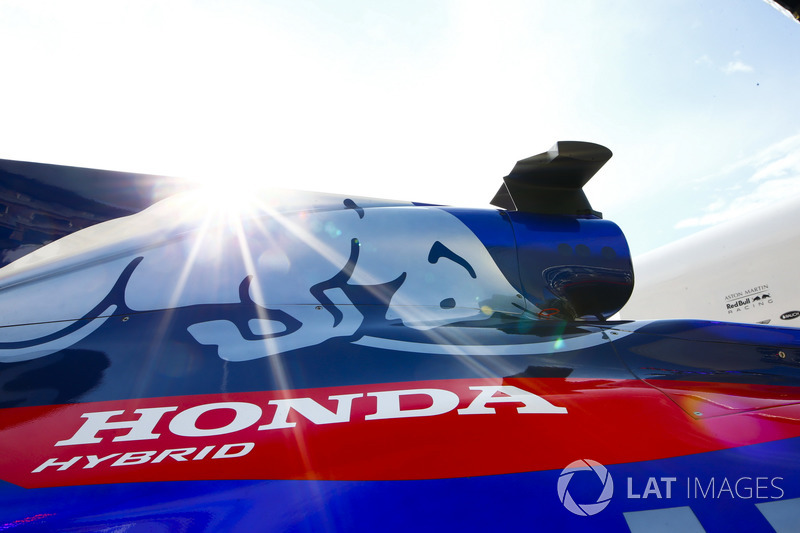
[[1, 184, 799, 531], [620, 195, 800, 326]]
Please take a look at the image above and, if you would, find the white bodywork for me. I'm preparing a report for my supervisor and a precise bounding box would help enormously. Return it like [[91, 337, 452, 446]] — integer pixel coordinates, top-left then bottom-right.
[[620, 196, 800, 326]]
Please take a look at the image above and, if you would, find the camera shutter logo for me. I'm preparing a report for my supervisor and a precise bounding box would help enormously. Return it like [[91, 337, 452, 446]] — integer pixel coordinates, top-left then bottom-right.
[[557, 459, 614, 516]]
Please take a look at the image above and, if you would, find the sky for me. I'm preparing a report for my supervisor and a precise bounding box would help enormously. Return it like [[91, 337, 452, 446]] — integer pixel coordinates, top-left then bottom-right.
[[0, 0, 799, 257]]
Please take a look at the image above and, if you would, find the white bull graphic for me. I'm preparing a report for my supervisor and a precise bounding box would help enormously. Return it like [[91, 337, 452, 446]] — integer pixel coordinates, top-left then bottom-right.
[[0, 191, 527, 362]]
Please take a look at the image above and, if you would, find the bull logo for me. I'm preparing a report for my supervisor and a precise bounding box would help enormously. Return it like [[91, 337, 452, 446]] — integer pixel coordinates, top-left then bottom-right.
[[0, 193, 525, 362]]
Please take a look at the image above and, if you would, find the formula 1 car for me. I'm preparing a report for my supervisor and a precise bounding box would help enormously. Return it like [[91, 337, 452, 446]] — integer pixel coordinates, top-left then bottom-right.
[[1, 142, 799, 532]]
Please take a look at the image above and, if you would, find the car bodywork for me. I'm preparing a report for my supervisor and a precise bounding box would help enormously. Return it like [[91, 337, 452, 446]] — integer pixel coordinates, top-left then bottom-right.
[[1, 142, 799, 532]]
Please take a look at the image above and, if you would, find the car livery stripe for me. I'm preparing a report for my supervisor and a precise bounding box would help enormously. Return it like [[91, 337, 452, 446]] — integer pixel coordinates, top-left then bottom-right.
[[2, 377, 800, 489]]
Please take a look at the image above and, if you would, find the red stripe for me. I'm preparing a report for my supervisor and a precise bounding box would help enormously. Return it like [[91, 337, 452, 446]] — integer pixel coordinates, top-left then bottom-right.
[[1, 377, 799, 488]]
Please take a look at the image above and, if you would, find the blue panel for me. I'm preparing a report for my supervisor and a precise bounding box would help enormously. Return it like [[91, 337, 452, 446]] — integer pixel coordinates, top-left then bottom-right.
[[506, 212, 633, 320], [613, 320, 800, 385], [2, 437, 800, 532], [438, 207, 523, 299]]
